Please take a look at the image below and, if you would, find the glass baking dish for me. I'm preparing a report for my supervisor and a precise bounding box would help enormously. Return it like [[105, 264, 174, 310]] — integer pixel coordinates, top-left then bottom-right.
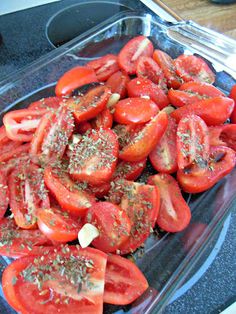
[[0, 11, 236, 314]]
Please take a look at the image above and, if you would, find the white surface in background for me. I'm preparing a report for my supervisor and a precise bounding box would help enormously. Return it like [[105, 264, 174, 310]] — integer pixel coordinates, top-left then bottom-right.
[[221, 302, 236, 314], [0, 0, 60, 16], [140, 0, 177, 22]]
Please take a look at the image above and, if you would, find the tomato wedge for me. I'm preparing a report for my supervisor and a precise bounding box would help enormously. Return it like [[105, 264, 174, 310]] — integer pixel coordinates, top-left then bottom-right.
[[119, 111, 168, 161], [127, 77, 169, 110], [91, 108, 113, 129], [118, 36, 154, 75], [3, 109, 47, 142], [55, 65, 98, 96], [148, 174, 191, 232], [114, 97, 159, 124], [85, 202, 131, 253], [209, 124, 236, 152], [106, 70, 130, 99], [176, 114, 209, 169], [0, 142, 29, 163], [174, 54, 215, 84], [153, 50, 182, 89], [114, 158, 146, 180], [0, 218, 51, 258], [69, 129, 118, 185], [2, 246, 107, 314], [44, 166, 95, 217], [136, 56, 165, 86], [229, 84, 236, 123], [28, 96, 62, 110], [149, 116, 178, 174], [0, 170, 9, 219], [177, 146, 236, 193], [87, 54, 119, 81], [171, 96, 234, 126], [9, 163, 49, 229], [104, 254, 148, 305]]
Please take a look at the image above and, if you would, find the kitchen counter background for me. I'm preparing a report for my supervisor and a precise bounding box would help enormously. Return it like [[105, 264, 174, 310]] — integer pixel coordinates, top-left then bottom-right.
[[0, 1, 235, 313]]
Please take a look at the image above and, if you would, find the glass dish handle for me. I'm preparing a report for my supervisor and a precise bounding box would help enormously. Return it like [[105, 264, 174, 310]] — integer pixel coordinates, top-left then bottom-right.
[[166, 20, 236, 79]]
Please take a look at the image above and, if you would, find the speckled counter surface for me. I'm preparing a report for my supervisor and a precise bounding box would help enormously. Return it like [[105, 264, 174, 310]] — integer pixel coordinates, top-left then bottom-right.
[[0, 1, 235, 313]]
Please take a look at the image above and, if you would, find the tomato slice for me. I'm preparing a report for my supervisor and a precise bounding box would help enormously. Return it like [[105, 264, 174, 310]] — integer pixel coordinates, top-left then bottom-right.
[[114, 158, 146, 181], [209, 124, 236, 152], [0, 142, 29, 163], [177, 146, 236, 193], [118, 36, 154, 75], [76, 121, 92, 134], [30, 106, 74, 165], [119, 111, 168, 161], [9, 163, 49, 229], [176, 114, 209, 169], [66, 85, 111, 123], [106, 70, 130, 99], [110, 180, 159, 254], [0, 170, 9, 219], [55, 66, 98, 96], [87, 54, 119, 81], [114, 97, 159, 124], [149, 116, 178, 174], [179, 81, 225, 95], [104, 254, 148, 305], [91, 108, 113, 129], [44, 166, 95, 217], [37, 207, 82, 243], [85, 202, 131, 253], [136, 56, 165, 86], [69, 129, 118, 185], [2, 246, 107, 314], [28, 96, 62, 110], [148, 174, 191, 232], [127, 77, 169, 110], [153, 50, 182, 89], [229, 84, 236, 123], [0, 218, 51, 258], [171, 96, 234, 126], [174, 54, 215, 84], [3, 109, 47, 142]]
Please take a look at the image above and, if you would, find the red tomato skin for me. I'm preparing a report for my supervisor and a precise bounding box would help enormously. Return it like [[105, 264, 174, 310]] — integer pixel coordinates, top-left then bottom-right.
[[91, 108, 113, 129], [118, 36, 154, 75], [114, 158, 146, 181], [114, 97, 159, 124], [229, 85, 236, 123], [104, 254, 148, 305], [119, 111, 168, 162], [147, 174, 191, 232], [106, 70, 130, 99], [76, 121, 92, 134], [0, 170, 9, 219], [127, 77, 169, 110], [0, 143, 29, 163], [55, 66, 98, 96], [174, 54, 215, 84], [87, 54, 119, 81], [179, 81, 225, 96], [28, 96, 62, 110], [136, 56, 165, 86], [177, 146, 236, 193], [85, 202, 131, 253], [153, 50, 182, 89], [171, 96, 234, 126], [209, 124, 236, 151], [149, 116, 178, 174], [176, 114, 209, 169]]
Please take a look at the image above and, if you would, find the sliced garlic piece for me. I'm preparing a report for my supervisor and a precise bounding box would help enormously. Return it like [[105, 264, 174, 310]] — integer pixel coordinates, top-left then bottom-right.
[[140, 95, 150, 100], [107, 93, 120, 108], [78, 223, 99, 248]]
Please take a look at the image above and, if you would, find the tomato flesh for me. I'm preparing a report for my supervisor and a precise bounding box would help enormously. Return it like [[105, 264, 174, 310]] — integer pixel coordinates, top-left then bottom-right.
[[106, 70, 130, 99], [136, 56, 165, 86], [87, 54, 119, 81]]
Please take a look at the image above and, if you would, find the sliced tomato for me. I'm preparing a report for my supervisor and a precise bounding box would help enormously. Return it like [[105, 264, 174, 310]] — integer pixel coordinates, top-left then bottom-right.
[[65, 85, 111, 123], [119, 111, 168, 162], [176, 114, 209, 169], [114, 97, 159, 124], [0, 218, 51, 258], [91, 108, 113, 129], [0, 170, 9, 219], [0, 142, 29, 164], [171, 96, 234, 126], [148, 174, 191, 232], [44, 166, 95, 217], [179, 81, 224, 95], [110, 180, 159, 254], [3, 109, 47, 142], [55, 66, 98, 96], [76, 121, 92, 134], [85, 202, 131, 253], [114, 158, 146, 180], [127, 77, 169, 110], [174, 54, 215, 84], [136, 56, 165, 86], [149, 116, 178, 174], [87, 54, 119, 81], [37, 207, 82, 243], [229, 84, 236, 123], [153, 50, 182, 89], [113, 123, 142, 150], [209, 124, 236, 152], [2, 246, 107, 314], [30, 106, 74, 165], [106, 70, 130, 99], [118, 36, 154, 75], [104, 254, 148, 305], [28, 96, 62, 110], [69, 129, 118, 185], [177, 146, 236, 193], [89, 182, 111, 199]]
